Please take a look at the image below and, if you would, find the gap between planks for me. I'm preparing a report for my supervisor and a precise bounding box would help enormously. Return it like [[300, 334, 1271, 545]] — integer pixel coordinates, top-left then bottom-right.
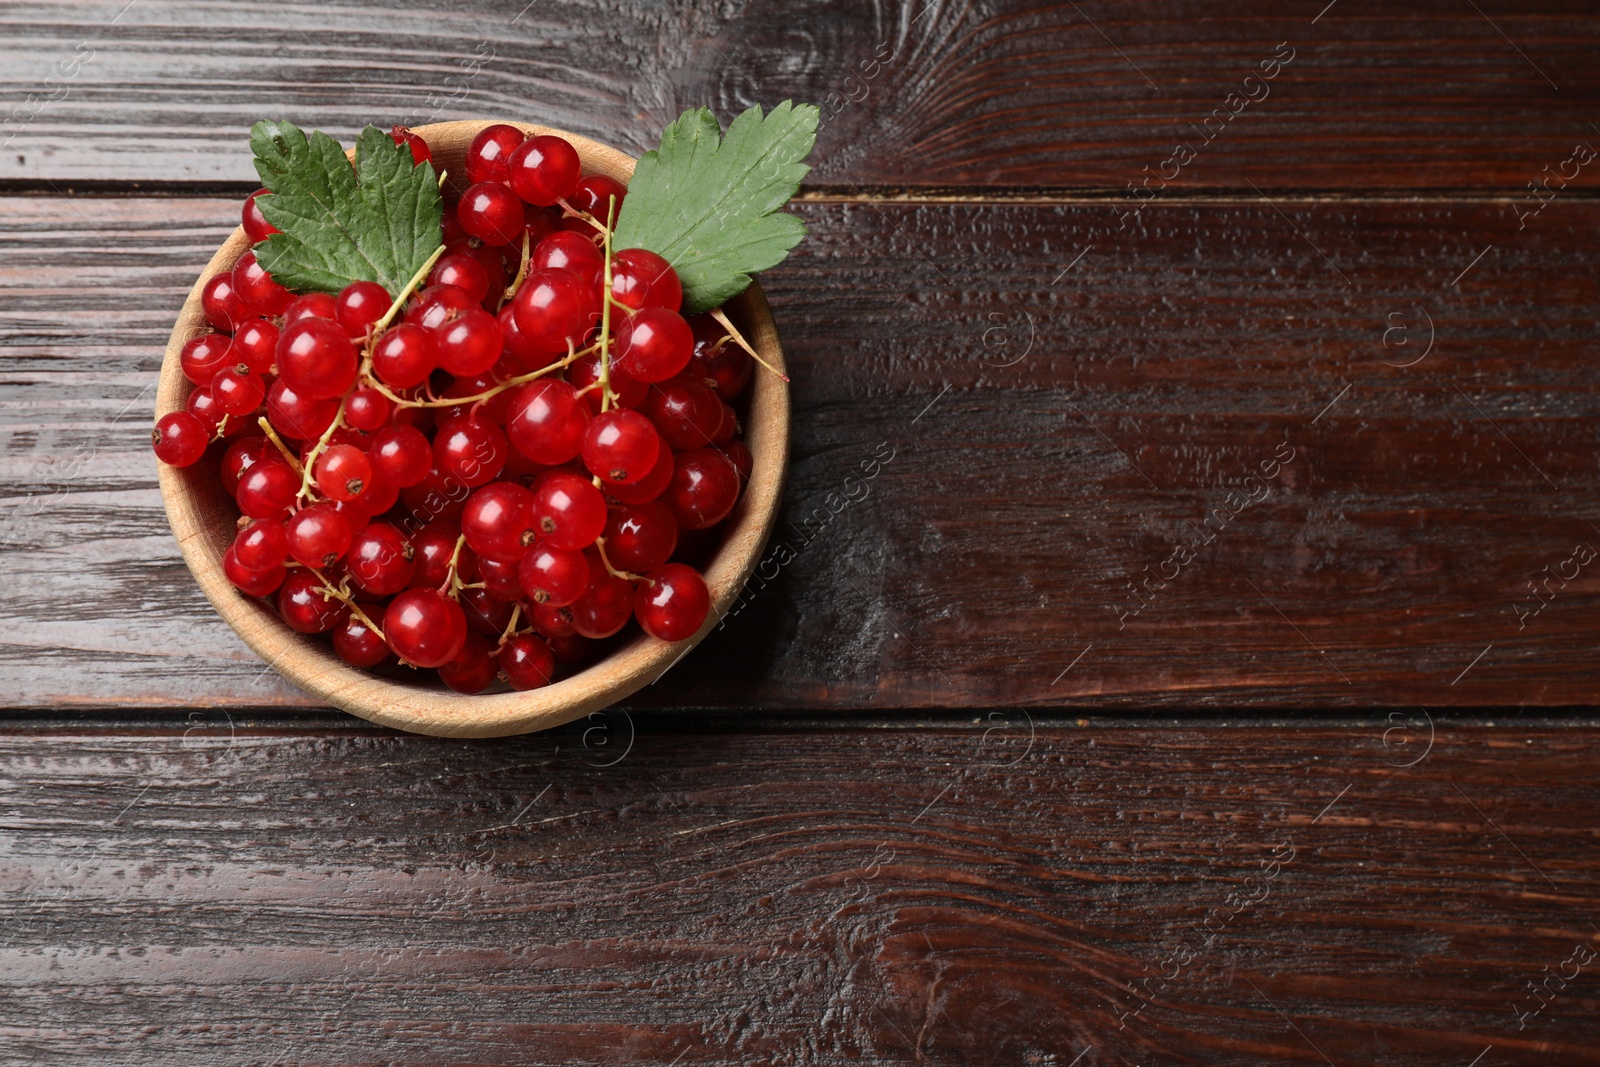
[[0, 179, 1590, 205], [2, 709, 1598, 731]]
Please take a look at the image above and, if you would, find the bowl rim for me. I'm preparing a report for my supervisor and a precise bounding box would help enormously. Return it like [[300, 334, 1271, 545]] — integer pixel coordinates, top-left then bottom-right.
[[154, 119, 789, 738]]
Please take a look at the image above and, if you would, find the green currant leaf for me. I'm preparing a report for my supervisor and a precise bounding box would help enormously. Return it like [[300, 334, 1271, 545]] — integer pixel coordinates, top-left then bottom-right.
[[249, 120, 443, 298], [613, 101, 818, 316]]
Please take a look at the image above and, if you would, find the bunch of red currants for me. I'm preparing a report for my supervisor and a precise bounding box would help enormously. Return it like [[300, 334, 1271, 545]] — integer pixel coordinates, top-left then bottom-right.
[[152, 124, 756, 694]]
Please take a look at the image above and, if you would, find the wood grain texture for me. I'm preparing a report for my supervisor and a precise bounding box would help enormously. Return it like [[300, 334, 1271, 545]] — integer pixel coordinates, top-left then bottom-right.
[[4, 194, 1599, 709], [0, 713, 1595, 1065], [3, 1, 1599, 190]]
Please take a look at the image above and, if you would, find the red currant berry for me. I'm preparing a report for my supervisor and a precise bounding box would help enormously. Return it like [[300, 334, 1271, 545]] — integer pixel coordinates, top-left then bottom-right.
[[448, 237, 510, 286], [223, 545, 287, 597], [547, 632, 590, 664], [277, 570, 348, 634], [567, 352, 647, 414], [434, 416, 508, 488], [570, 174, 627, 227], [232, 251, 293, 316], [434, 306, 503, 376], [498, 302, 554, 373], [401, 467, 470, 525], [232, 318, 280, 375], [711, 400, 737, 445], [604, 500, 678, 573], [404, 283, 478, 332], [242, 188, 279, 243], [409, 521, 475, 589], [384, 588, 468, 668], [499, 633, 555, 690], [151, 411, 210, 467], [525, 204, 560, 239], [460, 586, 515, 637], [233, 517, 289, 571], [644, 374, 724, 450], [476, 554, 525, 601], [721, 438, 753, 484], [277, 317, 359, 400], [511, 268, 598, 355], [610, 248, 682, 312], [286, 502, 355, 568], [531, 231, 603, 290], [283, 291, 338, 327], [688, 314, 753, 399], [567, 553, 634, 638], [531, 472, 606, 551], [266, 378, 339, 441], [435, 372, 513, 426], [356, 470, 400, 520], [461, 481, 536, 562], [530, 601, 576, 639], [665, 448, 741, 530], [335, 280, 392, 339], [343, 387, 393, 432], [212, 363, 266, 416], [458, 181, 525, 246], [334, 613, 392, 668], [517, 540, 588, 606], [429, 253, 491, 304], [439, 633, 498, 694], [508, 134, 581, 206], [361, 425, 428, 490], [614, 307, 694, 383], [390, 125, 433, 166], [185, 387, 226, 436], [221, 435, 271, 494], [372, 322, 437, 389], [347, 521, 416, 595], [602, 440, 675, 504], [442, 207, 467, 245], [180, 332, 233, 387], [236, 458, 299, 519], [581, 408, 660, 484], [465, 123, 525, 185], [201, 272, 247, 332], [634, 562, 710, 641], [505, 379, 589, 465], [314, 443, 372, 503]]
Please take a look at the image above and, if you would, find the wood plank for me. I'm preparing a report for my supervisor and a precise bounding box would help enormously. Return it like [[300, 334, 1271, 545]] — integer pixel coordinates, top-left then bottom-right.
[[2, 1, 1599, 190], [0, 714, 1595, 1064], [2, 194, 1598, 709]]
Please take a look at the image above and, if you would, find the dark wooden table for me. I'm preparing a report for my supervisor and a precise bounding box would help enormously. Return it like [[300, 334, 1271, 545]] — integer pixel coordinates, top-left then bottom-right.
[[3, 2, 1599, 1063]]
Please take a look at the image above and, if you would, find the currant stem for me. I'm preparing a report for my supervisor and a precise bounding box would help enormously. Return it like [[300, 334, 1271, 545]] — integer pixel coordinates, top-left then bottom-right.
[[308, 566, 384, 640], [364, 244, 448, 359], [597, 196, 620, 414], [594, 536, 646, 582], [256, 416, 305, 475], [496, 603, 523, 649], [296, 405, 345, 503], [361, 342, 595, 410], [555, 197, 611, 238], [438, 533, 469, 598], [500, 230, 532, 309], [709, 306, 788, 383]]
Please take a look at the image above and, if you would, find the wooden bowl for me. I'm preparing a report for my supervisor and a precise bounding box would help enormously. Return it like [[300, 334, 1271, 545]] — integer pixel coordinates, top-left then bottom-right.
[[155, 120, 789, 738]]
